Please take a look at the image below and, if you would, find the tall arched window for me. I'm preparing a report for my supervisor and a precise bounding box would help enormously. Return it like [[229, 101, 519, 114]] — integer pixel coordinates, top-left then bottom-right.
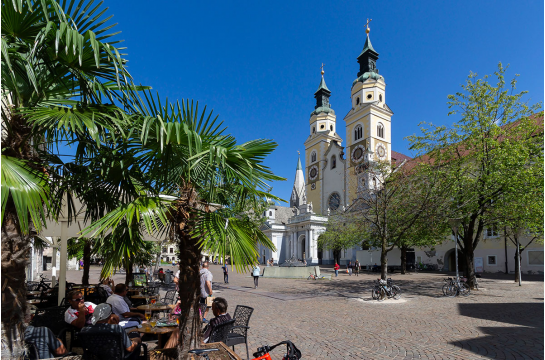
[[377, 123, 384, 138], [311, 152, 317, 162], [354, 125, 363, 141], [331, 155, 336, 169]]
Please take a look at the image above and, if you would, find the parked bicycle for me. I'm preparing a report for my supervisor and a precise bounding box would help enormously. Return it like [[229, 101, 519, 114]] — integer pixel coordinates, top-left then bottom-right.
[[372, 278, 401, 301], [307, 272, 325, 280], [36, 274, 51, 292], [189, 340, 301, 360], [442, 277, 470, 297]]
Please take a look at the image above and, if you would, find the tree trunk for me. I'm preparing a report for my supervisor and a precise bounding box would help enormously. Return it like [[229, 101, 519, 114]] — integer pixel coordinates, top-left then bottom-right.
[[333, 249, 341, 265], [1, 211, 30, 358], [464, 251, 476, 289], [125, 260, 133, 285], [176, 227, 202, 359], [380, 242, 388, 280], [400, 246, 407, 274], [514, 251, 522, 284], [82, 240, 91, 285]]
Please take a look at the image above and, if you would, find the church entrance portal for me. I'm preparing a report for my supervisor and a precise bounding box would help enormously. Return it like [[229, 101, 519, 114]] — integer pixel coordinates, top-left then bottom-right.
[[300, 237, 306, 260]]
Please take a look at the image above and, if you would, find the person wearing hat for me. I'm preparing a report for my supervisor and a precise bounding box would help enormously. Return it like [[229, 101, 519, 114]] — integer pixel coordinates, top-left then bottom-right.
[[80, 303, 142, 359]]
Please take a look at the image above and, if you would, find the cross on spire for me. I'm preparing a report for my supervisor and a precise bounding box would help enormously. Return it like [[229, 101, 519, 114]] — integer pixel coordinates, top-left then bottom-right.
[[320, 63, 325, 75], [365, 18, 372, 34]]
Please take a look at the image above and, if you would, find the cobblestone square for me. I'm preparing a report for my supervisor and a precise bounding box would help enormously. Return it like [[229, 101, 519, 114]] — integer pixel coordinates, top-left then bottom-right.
[[55, 265, 544, 359]]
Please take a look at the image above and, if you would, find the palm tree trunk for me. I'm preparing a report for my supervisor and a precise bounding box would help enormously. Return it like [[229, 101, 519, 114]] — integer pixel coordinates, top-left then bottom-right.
[[176, 227, 202, 359], [82, 240, 91, 285], [1, 210, 30, 359]]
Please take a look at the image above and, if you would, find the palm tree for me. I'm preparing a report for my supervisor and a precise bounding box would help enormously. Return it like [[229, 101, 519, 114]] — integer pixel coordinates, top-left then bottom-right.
[[1, 0, 135, 356], [83, 93, 285, 357]]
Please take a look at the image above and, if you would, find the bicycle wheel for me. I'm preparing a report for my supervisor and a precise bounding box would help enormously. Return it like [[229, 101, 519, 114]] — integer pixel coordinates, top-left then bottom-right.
[[392, 285, 401, 300], [459, 283, 470, 297], [371, 287, 380, 300], [377, 288, 386, 301], [445, 284, 458, 298]]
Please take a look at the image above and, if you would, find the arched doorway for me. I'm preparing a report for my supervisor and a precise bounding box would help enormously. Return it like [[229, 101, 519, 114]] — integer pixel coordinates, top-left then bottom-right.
[[443, 248, 466, 273], [298, 235, 305, 260]]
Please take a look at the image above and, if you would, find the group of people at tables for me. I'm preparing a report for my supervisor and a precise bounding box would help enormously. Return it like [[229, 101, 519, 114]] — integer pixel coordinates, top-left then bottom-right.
[[25, 262, 233, 359]]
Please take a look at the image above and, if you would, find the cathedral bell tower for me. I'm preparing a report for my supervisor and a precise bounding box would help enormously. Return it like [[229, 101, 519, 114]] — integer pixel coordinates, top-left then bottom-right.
[[344, 20, 393, 202], [304, 66, 343, 215]]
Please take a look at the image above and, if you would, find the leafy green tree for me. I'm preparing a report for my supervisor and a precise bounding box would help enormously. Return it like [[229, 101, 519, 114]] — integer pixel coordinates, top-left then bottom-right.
[[407, 63, 543, 288], [490, 150, 544, 283], [351, 159, 450, 280], [1, 1, 135, 355], [317, 213, 361, 264]]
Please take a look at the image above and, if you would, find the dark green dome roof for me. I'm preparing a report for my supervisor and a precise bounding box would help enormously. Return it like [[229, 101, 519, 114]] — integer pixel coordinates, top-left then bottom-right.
[[352, 71, 383, 86], [311, 106, 335, 116]]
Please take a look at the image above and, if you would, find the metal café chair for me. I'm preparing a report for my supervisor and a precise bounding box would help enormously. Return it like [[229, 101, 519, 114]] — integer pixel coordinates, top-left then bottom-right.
[[226, 305, 254, 360], [162, 290, 177, 305], [78, 329, 148, 360], [207, 319, 236, 344]]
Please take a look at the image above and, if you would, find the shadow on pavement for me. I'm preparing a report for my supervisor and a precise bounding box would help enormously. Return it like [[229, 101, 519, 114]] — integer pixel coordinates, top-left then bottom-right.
[[449, 303, 544, 359]]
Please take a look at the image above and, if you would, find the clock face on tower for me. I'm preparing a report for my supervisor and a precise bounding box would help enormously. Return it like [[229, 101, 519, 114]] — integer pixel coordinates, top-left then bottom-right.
[[376, 144, 386, 160], [309, 165, 318, 181], [328, 193, 341, 211]]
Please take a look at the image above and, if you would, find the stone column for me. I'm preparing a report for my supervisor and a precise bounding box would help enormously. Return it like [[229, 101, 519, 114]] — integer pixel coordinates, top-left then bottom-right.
[[305, 229, 309, 261]]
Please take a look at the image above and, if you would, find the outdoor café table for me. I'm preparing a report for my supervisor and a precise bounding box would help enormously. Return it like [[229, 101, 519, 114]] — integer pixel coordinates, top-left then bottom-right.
[[137, 322, 177, 348], [136, 304, 174, 312]]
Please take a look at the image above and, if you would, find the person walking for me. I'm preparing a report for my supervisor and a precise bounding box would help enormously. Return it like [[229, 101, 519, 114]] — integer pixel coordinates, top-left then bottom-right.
[[348, 261, 353, 276], [354, 260, 360, 276], [252, 265, 261, 289], [222, 264, 228, 284], [334, 262, 340, 277]]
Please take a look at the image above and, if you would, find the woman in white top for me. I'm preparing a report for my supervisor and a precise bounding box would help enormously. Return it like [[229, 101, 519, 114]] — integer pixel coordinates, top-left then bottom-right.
[[252, 265, 261, 289]]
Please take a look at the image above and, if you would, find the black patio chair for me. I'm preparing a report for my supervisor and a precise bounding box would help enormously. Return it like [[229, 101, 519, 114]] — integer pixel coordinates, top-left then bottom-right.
[[226, 305, 254, 360], [78, 329, 147, 360], [207, 319, 236, 344], [31, 306, 74, 351], [95, 286, 110, 304], [162, 290, 177, 305]]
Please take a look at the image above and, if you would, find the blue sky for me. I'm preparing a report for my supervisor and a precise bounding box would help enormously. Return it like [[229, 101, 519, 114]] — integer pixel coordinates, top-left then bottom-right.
[[105, 1, 543, 202]]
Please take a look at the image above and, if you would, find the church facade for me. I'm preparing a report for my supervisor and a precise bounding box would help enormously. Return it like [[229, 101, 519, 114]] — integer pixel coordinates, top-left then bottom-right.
[[259, 30, 544, 274], [259, 29, 399, 265]]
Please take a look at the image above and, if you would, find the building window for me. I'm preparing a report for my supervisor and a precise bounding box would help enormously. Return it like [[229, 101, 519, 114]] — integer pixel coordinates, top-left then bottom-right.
[[379, 94, 383, 102], [330, 125, 333, 131], [311, 152, 317, 162], [269, 211, 272, 216], [166, 257, 169, 262], [162, 247, 167, 253], [487, 255, 497, 265], [377, 123, 384, 138], [486, 226, 498, 237], [312, 126, 315, 133], [331, 155, 336, 169], [354, 125, 363, 141], [356, 97, 360, 105], [170, 248, 174, 253], [367, 94, 372, 100], [528, 251, 544, 265]]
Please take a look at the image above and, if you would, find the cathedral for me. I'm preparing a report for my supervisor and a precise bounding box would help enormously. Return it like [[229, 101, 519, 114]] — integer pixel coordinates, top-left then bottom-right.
[[258, 27, 543, 275], [259, 27, 411, 265]]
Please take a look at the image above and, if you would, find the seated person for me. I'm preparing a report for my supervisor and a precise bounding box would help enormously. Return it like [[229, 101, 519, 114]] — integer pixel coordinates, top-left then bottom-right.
[[106, 284, 146, 328], [99, 278, 114, 296], [64, 290, 96, 329], [80, 303, 142, 360], [24, 309, 67, 359], [163, 297, 231, 348]]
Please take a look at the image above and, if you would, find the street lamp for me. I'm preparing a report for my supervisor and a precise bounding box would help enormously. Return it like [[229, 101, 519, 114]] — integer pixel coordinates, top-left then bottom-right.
[[448, 218, 462, 281]]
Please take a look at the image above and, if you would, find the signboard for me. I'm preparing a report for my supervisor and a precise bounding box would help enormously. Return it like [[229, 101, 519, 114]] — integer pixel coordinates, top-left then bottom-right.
[[133, 274, 147, 287], [474, 257, 483, 273]]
